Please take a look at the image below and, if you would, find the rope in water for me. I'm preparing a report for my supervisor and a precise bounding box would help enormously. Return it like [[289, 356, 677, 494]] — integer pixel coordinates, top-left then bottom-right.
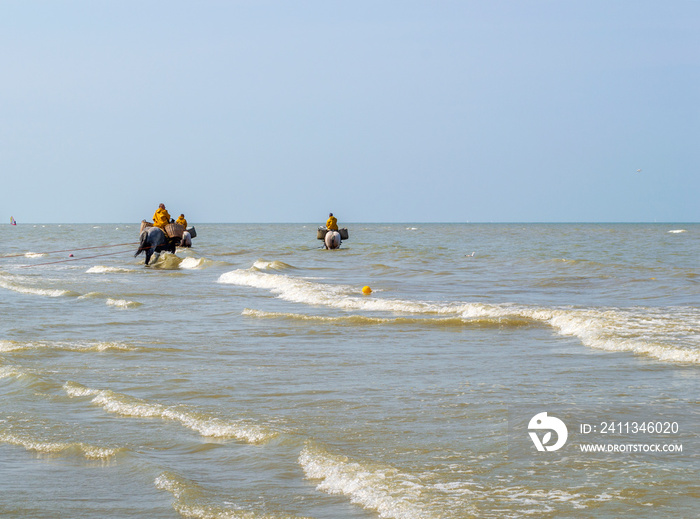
[[20, 249, 142, 268], [1, 242, 139, 259]]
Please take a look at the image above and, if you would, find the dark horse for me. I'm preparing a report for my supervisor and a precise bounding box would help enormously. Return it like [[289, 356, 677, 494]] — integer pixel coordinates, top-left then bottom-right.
[[134, 227, 177, 265]]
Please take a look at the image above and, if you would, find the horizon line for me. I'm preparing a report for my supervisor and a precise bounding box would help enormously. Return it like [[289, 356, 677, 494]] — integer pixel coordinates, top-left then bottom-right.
[[8, 221, 699, 225]]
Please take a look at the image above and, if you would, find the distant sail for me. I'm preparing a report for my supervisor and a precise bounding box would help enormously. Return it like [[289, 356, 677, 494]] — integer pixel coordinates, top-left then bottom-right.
[[10, 216, 16, 225]]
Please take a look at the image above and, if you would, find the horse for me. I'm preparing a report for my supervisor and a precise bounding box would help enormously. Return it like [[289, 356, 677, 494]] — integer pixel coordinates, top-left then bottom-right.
[[324, 230, 341, 250], [135, 226, 177, 265]]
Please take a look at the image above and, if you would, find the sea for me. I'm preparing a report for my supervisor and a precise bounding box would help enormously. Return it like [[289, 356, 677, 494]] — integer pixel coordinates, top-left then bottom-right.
[[0, 223, 698, 518]]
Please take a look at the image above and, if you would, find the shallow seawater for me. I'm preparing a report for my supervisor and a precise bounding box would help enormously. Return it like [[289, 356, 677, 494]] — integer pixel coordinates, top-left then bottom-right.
[[0, 223, 698, 518]]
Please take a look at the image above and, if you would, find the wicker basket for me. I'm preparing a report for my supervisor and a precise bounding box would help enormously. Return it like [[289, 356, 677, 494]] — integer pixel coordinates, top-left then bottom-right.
[[164, 223, 185, 239], [140, 220, 153, 233]]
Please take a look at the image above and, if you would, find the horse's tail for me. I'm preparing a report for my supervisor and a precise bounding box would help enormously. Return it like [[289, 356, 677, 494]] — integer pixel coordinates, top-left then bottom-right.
[[135, 230, 148, 257]]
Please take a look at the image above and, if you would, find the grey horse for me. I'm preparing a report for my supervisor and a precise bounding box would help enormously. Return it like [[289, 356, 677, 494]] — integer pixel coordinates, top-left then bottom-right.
[[135, 227, 177, 265], [324, 230, 341, 250]]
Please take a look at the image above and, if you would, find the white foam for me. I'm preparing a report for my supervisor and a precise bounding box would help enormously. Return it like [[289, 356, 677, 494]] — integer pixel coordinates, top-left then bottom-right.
[[218, 269, 432, 314], [518, 306, 700, 364], [299, 444, 431, 519], [63, 381, 100, 398], [668, 229, 687, 233], [63, 382, 276, 443], [0, 365, 25, 380], [0, 432, 120, 460], [179, 257, 205, 269], [482, 484, 617, 515], [106, 298, 142, 309], [155, 472, 188, 499], [0, 340, 136, 353], [86, 265, 133, 274], [0, 341, 23, 353], [220, 269, 700, 364], [0, 277, 70, 297]]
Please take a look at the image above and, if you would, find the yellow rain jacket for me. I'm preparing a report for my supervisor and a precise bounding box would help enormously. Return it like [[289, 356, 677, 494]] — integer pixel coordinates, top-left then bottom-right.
[[153, 207, 171, 229], [326, 215, 338, 231], [176, 216, 187, 228]]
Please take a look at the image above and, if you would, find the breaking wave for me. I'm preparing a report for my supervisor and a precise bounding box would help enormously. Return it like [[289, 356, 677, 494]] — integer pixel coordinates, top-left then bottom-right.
[[148, 253, 184, 270], [252, 260, 295, 271], [0, 339, 137, 353], [0, 431, 122, 460], [220, 269, 700, 364], [217, 269, 429, 313], [299, 443, 476, 519], [0, 274, 74, 297], [299, 443, 617, 519], [106, 298, 142, 309], [0, 365, 30, 381], [178, 257, 207, 269], [241, 309, 534, 329], [155, 471, 310, 519], [86, 265, 134, 274], [63, 381, 277, 444]]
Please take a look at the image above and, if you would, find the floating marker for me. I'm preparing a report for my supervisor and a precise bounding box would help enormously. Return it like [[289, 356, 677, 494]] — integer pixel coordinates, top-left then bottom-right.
[[362, 286, 372, 295], [69, 254, 74, 257]]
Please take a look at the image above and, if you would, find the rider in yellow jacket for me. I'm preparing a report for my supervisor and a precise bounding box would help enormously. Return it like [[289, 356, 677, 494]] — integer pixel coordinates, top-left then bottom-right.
[[176, 214, 187, 228], [153, 204, 171, 229], [326, 213, 338, 231]]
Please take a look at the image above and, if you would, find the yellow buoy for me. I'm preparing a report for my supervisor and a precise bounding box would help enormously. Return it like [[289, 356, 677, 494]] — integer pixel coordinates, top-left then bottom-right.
[[362, 285, 372, 295]]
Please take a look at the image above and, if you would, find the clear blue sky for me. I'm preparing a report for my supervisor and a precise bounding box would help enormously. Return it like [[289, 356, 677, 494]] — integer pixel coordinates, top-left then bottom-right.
[[2, 1, 698, 223]]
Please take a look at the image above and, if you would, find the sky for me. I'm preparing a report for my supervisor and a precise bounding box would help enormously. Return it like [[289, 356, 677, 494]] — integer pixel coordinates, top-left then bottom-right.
[[1, 1, 698, 223]]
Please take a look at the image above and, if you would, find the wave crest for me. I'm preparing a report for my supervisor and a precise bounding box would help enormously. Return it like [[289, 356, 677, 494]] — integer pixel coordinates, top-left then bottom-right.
[[0, 431, 122, 460], [252, 260, 295, 271], [242, 308, 533, 329], [155, 471, 310, 519], [0, 339, 137, 353], [106, 298, 142, 309], [299, 443, 440, 519], [86, 265, 134, 274], [63, 382, 276, 443], [221, 270, 699, 364], [0, 277, 73, 297]]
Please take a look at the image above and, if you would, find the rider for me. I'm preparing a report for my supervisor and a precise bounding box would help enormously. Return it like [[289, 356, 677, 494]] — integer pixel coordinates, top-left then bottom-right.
[[176, 214, 188, 228], [326, 213, 338, 231], [153, 203, 171, 230]]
